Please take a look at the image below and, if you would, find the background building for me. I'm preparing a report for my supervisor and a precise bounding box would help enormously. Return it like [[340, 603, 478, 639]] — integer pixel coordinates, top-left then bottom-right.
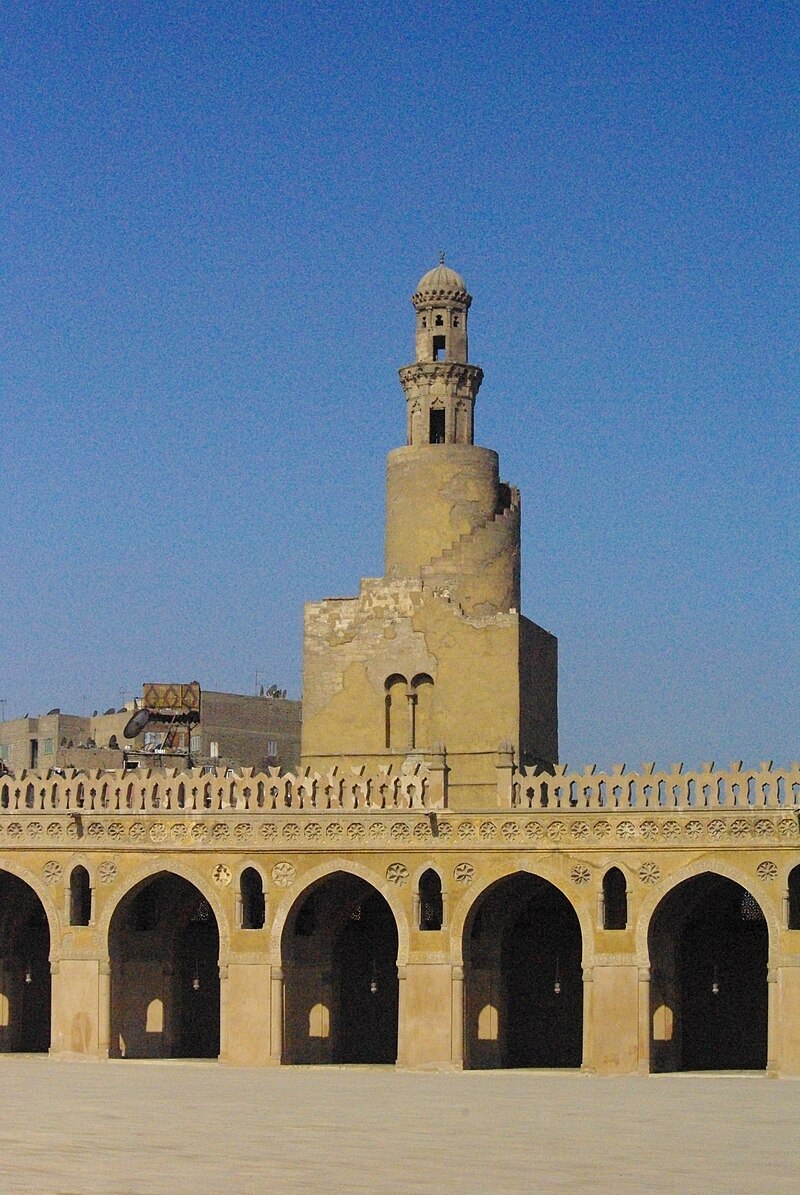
[[0, 687, 301, 774]]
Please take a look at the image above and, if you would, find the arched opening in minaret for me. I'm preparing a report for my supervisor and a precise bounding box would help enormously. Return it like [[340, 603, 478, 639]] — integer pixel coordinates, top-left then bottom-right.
[[109, 873, 220, 1059], [429, 406, 445, 440], [0, 871, 51, 1053], [410, 673, 434, 749], [282, 872, 399, 1065], [463, 872, 583, 1070], [648, 874, 768, 1072], [385, 674, 408, 751]]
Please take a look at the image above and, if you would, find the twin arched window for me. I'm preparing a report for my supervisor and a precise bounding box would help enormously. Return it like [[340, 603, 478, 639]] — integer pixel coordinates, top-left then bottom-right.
[[385, 673, 434, 751]]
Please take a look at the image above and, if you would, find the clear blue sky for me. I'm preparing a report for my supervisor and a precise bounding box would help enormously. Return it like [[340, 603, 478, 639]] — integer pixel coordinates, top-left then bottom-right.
[[2, 1, 797, 769]]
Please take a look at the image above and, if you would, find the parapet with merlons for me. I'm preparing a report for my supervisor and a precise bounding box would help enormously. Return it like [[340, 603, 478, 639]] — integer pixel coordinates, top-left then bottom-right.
[[0, 758, 444, 816]]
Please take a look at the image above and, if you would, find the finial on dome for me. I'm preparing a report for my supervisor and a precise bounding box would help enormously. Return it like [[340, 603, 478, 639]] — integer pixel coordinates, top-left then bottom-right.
[[438, 250, 446, 265]]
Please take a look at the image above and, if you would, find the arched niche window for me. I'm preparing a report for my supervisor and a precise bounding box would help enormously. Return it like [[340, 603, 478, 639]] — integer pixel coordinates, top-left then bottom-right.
[[69, 866, 92, 926], [410, 674, 434, 750], [788, 866, 800, 929], [240, 867, 265, 930], [385, 674, 408, 751], [603, 867, 627, 930], [418, 869, 443, 931]]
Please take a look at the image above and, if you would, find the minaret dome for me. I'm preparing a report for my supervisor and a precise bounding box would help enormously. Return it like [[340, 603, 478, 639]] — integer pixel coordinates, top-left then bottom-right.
[[412, 257, 471, 364]]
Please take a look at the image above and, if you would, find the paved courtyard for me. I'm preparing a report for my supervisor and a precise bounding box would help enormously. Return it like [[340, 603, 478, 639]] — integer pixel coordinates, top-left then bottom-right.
[[0, 1058, 798, 1193]]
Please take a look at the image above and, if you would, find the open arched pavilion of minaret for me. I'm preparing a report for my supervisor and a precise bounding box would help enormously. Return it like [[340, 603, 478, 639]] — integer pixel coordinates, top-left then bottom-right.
[[1, 263, 799, 1074]]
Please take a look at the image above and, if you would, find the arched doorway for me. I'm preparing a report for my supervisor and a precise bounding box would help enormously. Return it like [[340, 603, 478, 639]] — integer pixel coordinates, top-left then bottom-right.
[[0, 871, 51, 1052], [648, 873, 768, 1072], [463, 872, 583, 1069], [109, 873, 220, 1059], [282, 872, 399, 1064]]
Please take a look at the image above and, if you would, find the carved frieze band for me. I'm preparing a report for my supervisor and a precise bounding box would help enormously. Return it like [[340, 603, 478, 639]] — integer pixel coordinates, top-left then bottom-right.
[[0, 813, 797, 851]]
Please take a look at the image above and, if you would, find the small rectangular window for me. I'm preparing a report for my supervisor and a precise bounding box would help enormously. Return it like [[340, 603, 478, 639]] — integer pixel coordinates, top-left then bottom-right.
[[190, 734, 201, 753], [267, 740, 278, 756], [432, 335, 446, 361], [43, 738, 53, 755], [429, 409, 445, 443]]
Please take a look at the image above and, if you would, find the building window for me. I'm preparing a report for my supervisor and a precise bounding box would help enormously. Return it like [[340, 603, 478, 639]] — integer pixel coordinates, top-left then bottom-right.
[[429, 408, 445, 442], [603, 867, 627, 929], [43, 738, 53, 755], [418, 869, 443, 931], [789, 866, 800, 929], [240, 868, 265, 929], [384, 674, 408, 750], [70, 866, 92, 926], [267, 740, 278, 757], [432, 335, 446, 361], [143, 732, 164, 749], [190, 735, 201, 754]]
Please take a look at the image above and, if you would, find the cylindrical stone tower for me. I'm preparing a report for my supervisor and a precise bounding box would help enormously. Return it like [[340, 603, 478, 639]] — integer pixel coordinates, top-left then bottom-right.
[[385, 260, 520, 616]]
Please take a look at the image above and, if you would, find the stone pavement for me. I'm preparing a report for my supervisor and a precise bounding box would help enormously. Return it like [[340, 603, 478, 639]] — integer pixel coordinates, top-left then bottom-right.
[[0, 1058, 797, 1194]]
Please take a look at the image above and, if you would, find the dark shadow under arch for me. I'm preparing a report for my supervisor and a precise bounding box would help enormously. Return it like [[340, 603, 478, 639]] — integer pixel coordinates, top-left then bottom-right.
[[463, 872, 583, 1069], [282, 872, 399, 1064], [648, 873, 768, 1072], [0, 870, 51, 1052], [109, 872, 220, 1059]]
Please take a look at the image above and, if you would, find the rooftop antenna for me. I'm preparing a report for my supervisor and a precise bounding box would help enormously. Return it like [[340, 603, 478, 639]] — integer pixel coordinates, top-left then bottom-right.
[[0, 699, 6, 722]]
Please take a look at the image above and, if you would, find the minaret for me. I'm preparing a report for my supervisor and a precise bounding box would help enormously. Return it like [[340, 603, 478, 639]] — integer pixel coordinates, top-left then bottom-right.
[[300, 262, 558, 801], [398, 256, 483, 446], [386, 260, 520, 616]]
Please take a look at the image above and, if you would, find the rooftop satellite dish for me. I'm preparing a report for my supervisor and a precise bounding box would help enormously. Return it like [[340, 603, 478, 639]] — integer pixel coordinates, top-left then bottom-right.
[[123, 709, 150, 739], [266, 684, 279, 697], [47, 708, 60, 715]]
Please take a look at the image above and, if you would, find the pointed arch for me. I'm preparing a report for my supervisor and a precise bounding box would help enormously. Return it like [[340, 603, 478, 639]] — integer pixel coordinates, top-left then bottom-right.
[[449, 864, 594, 967], [107, 869, 221, 1059], [635, 859, 780, 967], [280, 867, 401, 1064], [97, 859, 230, 961], [271, 858, 409, 966], [459, 869, 586, 1069], [0, 867, 53, 1051], [644, 866, 770, 1072]]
